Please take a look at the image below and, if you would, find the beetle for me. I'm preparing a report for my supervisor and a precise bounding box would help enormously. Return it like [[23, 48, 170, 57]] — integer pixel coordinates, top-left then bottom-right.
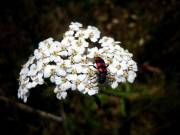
[[93, 57, 108, 84]]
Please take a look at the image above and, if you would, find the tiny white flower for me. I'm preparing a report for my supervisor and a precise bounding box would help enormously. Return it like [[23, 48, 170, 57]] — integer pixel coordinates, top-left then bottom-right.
[[87, 87, 98, 95], [34, 49, 43, 60], [18, 88, 29, 103], [28, 64, 38, 76], [123, 55, 131, 61], [56, 91, 67, 100], [44, 65, 55, 78], [66, 74, 78, 81], [69, 22, 82, 31], [73, 55, 82, 63], [54, 76, 62, 85], [36, 61, 44, 71], [50, 55, 62, 63], [75, 29, 89, 39], [77, 83, 85, 92], [31, 72, 44, 85], [74, 47, 85, 55], [111, 81, 118, 89], [56, 67, 66, 76], [64, 30, 74, 36], [50, 75, 55, 83], [42, 57, 50, 64], [117, 69, 124, 76], [127, 71, 136, 83], [63, 60, 71, 68], [71, 83, 77, 90], [61, 36, 76, 47], [20, 67, 29, 75], [26, 81, 38, 89], [40, 45, 51, 57], [86, 26, 100, 42], [60, 81, 71, 91], [77, 74, 87, 81], [121, 61, 128, 70], [59, 50, 68, 57], [28, 56, 35, 64], [99, 36, 114, 47], [128, 60, 138, 71], [108, 65, 118, 74], [87, 47, 99, 58], [76, 38, 89, 48]]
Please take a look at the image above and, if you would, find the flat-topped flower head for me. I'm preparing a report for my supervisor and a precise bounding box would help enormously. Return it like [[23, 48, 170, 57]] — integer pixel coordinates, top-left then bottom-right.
[[18, 22, 137, 102]]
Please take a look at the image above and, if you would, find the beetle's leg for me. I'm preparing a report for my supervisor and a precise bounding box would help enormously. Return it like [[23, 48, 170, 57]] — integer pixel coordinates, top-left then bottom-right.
[[90, 76, 97, 80], [89, 64, 97, 69], [105, 64, 109, 68], [93, 65, 97, 69]]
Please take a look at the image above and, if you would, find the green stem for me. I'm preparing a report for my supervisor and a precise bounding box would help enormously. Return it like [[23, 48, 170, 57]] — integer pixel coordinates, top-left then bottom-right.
[[101, 89, 129, 97], [120, 97, 127, 116]]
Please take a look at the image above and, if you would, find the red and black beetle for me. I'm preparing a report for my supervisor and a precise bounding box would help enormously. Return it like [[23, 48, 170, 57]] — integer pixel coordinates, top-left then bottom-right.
[[94, 57, 108, 84]]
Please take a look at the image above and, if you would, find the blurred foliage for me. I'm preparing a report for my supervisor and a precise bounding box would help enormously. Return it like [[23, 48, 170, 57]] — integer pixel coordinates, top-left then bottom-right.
[[0, 0, 180, 135]]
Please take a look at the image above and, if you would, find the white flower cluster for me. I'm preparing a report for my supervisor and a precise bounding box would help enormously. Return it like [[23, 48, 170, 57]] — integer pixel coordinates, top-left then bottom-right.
[[18, 22, 137, 102]]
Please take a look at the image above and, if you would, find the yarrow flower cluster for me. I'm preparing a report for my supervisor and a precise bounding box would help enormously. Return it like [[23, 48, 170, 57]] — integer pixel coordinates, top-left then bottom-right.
[[18, 22, 137, 102]]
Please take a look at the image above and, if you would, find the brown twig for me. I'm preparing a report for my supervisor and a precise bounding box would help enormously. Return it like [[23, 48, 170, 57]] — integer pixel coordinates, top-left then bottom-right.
[[0, 96, 63, 123], [141, 63, 162, 73]]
